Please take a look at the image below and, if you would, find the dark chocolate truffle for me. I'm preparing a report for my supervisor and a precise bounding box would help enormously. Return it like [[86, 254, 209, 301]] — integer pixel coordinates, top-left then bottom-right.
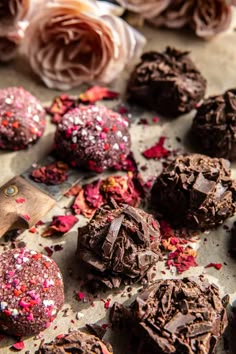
[[37, 330, 113, 353], [0, 87, 46, 150], [0, 248, 64, 337], [151, 154, 236, 230], [55, 105, 131, 172], [192, 89, 236, 160], [77, 204, 162, 289], [127, 47, 206, 117], [110, 277, 228, 354]]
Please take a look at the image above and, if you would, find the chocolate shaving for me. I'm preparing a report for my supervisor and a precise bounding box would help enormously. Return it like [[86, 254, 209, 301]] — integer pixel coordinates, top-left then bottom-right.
[[192, 89, 236, 160], [151, 154, 236, 229], [110, 277, 228, 354], [77, 204, 162, 290]]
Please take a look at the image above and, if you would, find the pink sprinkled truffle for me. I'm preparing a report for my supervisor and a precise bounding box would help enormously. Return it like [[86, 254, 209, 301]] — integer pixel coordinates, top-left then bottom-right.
[[0, 248, 64, 337], [0, 87, 46, 150]]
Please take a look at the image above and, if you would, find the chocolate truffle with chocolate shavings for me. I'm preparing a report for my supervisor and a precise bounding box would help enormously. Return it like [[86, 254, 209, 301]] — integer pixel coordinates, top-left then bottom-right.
[[127, 47, 206, 117], [0, 87, 46, 150], [77, 204, 162, 290], [110, 277, 229, 354], [0, 248, 64, 337], [151, 154, 236, 230], [37, 330, 113, 354], [55, 105, 131, 172], [192, 89, 236, 160]]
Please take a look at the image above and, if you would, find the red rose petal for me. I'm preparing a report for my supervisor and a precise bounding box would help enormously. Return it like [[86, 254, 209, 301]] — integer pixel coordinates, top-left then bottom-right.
[[46, 95, 76, 124], [79, 86, 119, 103], [142, 137, 170, 159], [21, 214, 30, 221], [31, 161, 69, 185], [205, 263, 222, 270], [42, 215, 78, 237], [15, 198, 25, 204], [11, 341, 25, 351], [77, 292, 85, 301]]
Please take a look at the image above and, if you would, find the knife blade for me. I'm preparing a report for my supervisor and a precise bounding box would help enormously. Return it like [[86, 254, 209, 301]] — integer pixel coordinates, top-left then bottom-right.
[[0, 154, 88, 238]]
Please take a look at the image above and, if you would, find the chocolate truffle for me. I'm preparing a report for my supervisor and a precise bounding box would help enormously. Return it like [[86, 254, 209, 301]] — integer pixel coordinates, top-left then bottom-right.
[[0, 248, 64, 337], [151, 154, 236, 230], [192, 89, 236, 160], [110, 277, 228, 354], [54, 105, 131, 172], [77, 204, 162, 289], [0, 87, 46, 150], [37, 330, 113, 353], [127, 47, 206, 117]]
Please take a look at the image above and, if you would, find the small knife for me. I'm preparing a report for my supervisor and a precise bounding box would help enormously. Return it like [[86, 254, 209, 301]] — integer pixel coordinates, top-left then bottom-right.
[[0, 155, 87, 238]]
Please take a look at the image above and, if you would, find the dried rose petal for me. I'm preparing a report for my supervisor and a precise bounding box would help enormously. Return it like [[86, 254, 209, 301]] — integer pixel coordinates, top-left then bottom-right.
[[205, 263, 222, 270], [79, 86, 119, 103], [23, 0, 145, 90], [73, 189, 97, 218], [46, 95, 77, 124], [11, 341, 25, 351], [112, 152, 138, 172], [84, 180, 104, 209], [64, 184, 82, 197], [42, 215, 78, 237], [31, 161, 69, 185], [142, 137, 170, 159], [191, 0, 232, 39]]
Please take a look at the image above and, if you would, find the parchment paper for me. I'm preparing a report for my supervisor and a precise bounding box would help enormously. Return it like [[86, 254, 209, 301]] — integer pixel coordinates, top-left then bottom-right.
[[1, 18, 236, 354]]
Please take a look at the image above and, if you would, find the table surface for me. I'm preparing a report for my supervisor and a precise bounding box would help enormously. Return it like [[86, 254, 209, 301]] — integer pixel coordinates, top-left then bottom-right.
[[1, 21, 236, 353]]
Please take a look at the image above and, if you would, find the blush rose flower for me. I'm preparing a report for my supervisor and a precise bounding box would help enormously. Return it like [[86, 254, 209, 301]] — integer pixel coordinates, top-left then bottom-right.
[[116, 0, 171, 19], [23, 0, 146, 90], [148, 0, 194, 29], [191, 0, 233, 38]]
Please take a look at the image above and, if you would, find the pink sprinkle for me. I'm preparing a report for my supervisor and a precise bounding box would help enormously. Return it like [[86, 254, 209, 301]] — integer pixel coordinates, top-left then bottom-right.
[[77, 292, 85, 301], [100, 132, 106, 139], [7, 271, 15, 277], [119, 143, 125, 150], [19, 299, 30, 308], [16, 198, 26, 204], [27, 313, 34, 321], [152, 117, 159, 123], [102, 298, 111, 310]]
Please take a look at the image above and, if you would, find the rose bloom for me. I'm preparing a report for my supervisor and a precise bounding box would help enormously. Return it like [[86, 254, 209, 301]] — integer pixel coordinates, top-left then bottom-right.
[[23, 0, 146, 90], [116, 0, 171, 19], [148, 0, 194, 29], [191, 0, 233, 39]]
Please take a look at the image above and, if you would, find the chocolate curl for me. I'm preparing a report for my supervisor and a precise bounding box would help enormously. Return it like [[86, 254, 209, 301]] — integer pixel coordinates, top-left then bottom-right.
[[77, 204, 162, 289]]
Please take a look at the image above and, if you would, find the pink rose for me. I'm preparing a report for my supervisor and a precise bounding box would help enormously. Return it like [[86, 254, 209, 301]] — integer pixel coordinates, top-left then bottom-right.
[[191, 0, 232, 38], [116, 0, 171, 19], [148, 0, 194, 28], [23, 0, 146, 90]]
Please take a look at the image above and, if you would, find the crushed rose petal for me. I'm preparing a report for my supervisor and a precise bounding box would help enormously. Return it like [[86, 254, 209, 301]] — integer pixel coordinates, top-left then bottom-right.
[[79, 86, 119, 103], [152, 117, 159, 123], [101, 298, 111, 309], [46, 95, 77, 124], [21, 214, 30, 221], [77, 292, 85, 301], [160, 221, 198, 274], [31, 161, 69, 185], [138, 118, 149, 125], [72, 172, 147, 218], [205, 263, 222, 270], [142, 136, 170, 159], [11, 341, 25, 351], [42, 215, 78, 237], [113, 152, 138, 172]]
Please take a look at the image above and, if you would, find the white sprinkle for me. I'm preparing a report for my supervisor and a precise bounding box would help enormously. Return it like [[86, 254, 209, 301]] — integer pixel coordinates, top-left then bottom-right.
[[13, 254, 19, 259], [123, 136, 128, 142], [74, 117, 82, 125], [72, 136, 77, 143], [96, 126, 102, 131], [116, 131, 122, 137], [96, 116, 102, 122], [57, 272, 62, 280], [43, 300, 54, 307], [0, 302, 7, 310], [30, 251, 37, 255], [11, 309, 19, 316], [5, 98, 12, 104], [76, 312, 84, 320], [15, 264, 22, 270], [113, 143, 119, 150], [33, 115, 39, 122], [23, 257, 29, 263], [81, 129, 87, 136]]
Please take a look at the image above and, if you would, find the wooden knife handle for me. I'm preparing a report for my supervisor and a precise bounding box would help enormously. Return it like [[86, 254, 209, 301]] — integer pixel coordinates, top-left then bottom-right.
[[0, 176, 56, 238]]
